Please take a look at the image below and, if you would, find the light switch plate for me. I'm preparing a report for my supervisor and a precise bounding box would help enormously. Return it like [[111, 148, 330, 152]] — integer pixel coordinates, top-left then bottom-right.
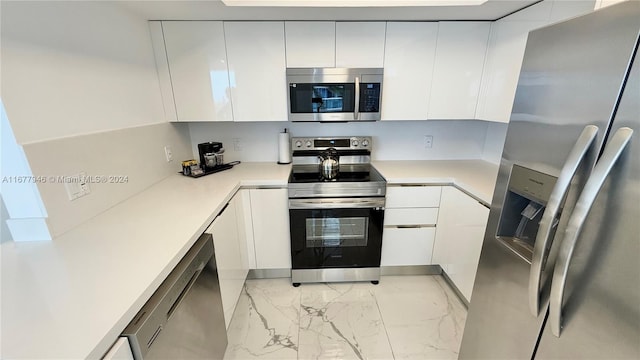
[[164, 146, 173, 162]]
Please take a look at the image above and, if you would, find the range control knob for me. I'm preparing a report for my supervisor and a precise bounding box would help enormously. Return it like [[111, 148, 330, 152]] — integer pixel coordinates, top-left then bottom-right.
[[362, 139, 370, 147], [305, 140, 312, 148], [351, 139, 359, 147], [295, 140, 302, 148]]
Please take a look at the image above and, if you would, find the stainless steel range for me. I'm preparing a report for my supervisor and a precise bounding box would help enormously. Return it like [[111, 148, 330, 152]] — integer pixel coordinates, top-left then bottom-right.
[[288, 136, 386, 286]]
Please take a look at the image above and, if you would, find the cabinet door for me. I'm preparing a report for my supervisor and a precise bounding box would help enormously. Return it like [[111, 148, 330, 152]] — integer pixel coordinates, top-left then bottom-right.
[[224, 22, 287, 121], [102, 337, 134, 360], [149, 22, 177, 122], [382, 22, 438, 121], [475, 20, 545, 123], [335, 22, 386, 68], [428, 22, 490, 120], [162, 21, 233, 122], [250, 188, 291, 269], [433, 187, 489, 302], [236, 189, 257, 269], [206, 200, 243, 329], [285, 21, 335, 67], [381, 227, 436, 266]]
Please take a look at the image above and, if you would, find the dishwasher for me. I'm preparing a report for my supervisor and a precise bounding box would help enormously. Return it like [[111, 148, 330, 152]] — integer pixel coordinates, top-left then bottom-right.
[[122, 233, 227, 359]]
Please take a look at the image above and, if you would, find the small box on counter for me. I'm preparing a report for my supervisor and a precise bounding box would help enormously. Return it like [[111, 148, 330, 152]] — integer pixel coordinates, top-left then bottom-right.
[[181, 160, 201, 176]]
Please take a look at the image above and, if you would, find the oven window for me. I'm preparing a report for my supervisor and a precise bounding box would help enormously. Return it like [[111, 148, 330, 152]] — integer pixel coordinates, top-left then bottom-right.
[[305, 217, 369, 247]]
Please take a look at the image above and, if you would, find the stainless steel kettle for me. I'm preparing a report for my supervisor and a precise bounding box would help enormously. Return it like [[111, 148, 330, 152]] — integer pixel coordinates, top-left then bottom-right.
[[319, 147, 340, 180]]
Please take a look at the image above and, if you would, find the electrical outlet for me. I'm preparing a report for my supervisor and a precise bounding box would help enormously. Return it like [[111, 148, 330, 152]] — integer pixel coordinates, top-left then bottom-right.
[[65, 172, 90, 201], [424, 135, 433, 149], [233, 138, 242, 151], [164, 145, 173, 162]]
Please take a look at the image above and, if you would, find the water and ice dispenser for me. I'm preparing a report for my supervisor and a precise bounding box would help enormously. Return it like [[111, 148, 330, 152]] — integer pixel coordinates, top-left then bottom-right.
[[496, 165, 560, 263]]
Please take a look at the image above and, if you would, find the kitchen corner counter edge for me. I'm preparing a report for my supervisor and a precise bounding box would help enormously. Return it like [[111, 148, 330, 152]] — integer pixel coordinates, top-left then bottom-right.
[[372, 160, 499, 207], [0, 160, 497, 359]]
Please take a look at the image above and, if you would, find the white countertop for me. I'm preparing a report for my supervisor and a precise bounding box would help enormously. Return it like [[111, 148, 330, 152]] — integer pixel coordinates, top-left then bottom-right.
[[373, 160, 499, 206], [0, 160, 497, 359], [0, 163, 291, 360]]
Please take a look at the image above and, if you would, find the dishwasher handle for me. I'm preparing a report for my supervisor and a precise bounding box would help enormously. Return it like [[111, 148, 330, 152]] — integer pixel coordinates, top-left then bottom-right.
[[167, 265, 204, 319]]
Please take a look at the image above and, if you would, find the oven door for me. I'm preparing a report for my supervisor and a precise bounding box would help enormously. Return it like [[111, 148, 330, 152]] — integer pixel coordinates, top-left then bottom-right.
[[289, 197, 385, 269]]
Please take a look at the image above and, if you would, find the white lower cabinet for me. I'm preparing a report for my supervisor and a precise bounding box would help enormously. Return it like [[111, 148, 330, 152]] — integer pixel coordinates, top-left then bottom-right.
[[381, 227, 436, 266], [102, 337, 134, 360], [205, 196, 249, 329], [249, 188, 291, 269], [381, 185, 441, 266], [432, 186, 489, 302]]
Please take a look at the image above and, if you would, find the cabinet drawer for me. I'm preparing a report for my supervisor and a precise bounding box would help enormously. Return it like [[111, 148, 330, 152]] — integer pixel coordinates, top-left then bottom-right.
[[380, 227, 436, 266], [384, 208, 438, 226], [386, 186, 442, 208]]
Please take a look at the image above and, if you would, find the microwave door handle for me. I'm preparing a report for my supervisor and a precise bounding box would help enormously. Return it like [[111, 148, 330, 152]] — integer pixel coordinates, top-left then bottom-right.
[[528, 125, 599, 317], [354, 76, 360, 120], [549, 127, 633, 337]]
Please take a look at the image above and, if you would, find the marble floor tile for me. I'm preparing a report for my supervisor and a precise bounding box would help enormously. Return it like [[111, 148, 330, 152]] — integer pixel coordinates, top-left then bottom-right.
[[224, 279, 301, 360], [223, 275, 467, 360], [375, 276, 467, 359], [298, 282, 394, 360]]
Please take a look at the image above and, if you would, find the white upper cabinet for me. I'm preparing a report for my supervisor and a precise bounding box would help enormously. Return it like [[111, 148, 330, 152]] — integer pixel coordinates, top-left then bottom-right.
[[285, 21, 336, 68], [161, 21, 233, 122], [428, 22, 490, 120], [224, 22, 288, 122], [475, 20, 544, 123], [149, 22, 177, 122], [382, 22, 438, 121], [475, 0, 596, 123], [335, 22, 386, 68]]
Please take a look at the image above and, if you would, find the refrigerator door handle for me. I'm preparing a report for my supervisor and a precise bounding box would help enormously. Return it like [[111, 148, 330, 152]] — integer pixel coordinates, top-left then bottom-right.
[[549, 127, 634, 337], [528, 125, 599, 317]]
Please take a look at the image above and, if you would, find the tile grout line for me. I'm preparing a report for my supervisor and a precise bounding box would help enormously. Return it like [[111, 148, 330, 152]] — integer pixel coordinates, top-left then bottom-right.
[[372, 285, 398, 360]]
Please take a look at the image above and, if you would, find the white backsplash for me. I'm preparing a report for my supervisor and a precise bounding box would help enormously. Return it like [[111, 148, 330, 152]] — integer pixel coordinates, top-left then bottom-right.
[[188, 120, 505, 164], [23, 123, 192, 237]]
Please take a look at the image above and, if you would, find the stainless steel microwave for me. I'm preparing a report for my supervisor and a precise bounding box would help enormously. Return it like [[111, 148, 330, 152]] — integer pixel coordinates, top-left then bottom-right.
[[286, 68, 383, 122]]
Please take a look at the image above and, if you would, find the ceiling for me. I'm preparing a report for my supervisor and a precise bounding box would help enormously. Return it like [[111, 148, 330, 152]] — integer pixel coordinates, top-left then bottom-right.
[[120, 0, 541, 21]]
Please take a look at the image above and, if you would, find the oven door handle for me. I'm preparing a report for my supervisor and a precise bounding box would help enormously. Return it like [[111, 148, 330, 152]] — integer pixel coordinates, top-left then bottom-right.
[[289, 197, 385, 209]]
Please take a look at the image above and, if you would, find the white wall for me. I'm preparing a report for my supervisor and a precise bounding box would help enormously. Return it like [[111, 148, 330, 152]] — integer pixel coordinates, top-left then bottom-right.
[[482, 121, 508, 164], [1, 1, 165, 144], [188, 120, 491, 163], [1, 2, 192, 238], [23, 123, 192, 237]]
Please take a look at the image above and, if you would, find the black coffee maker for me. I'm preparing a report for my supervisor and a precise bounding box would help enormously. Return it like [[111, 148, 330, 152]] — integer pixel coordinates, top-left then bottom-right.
[[198, 142, 224, 171]]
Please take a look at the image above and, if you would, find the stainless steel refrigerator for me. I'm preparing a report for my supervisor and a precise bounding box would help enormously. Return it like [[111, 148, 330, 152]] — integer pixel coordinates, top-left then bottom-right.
[[460, 2, 640, 359]]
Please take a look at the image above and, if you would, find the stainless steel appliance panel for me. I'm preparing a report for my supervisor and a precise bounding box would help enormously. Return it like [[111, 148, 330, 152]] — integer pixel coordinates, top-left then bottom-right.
[[122, 234, 227, 359], [460, 3, 640, 358], [535, 32, 640, 359], [287, 68, 383, 122]]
